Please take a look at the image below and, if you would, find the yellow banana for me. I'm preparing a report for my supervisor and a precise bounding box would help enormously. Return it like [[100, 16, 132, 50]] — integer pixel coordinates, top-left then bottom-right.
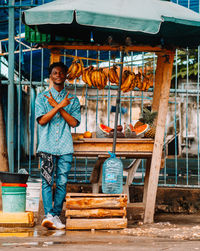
[[108, 65, 119, 84], [135, 73, 142, 90], [124, 72, 136, 92], [97, 69, 106, 90], [85, 66, 93, 87], [91, 70, 96, 87], [95, 70, 100, 89], [76, 59, 83, 78], [67, 62, 79, 80], [121, 71, 131, 90], [141, 75, 148, 91], [101, 70, 107, 89], [67, 62, 74, 75], [130, 72, 136, 90], [82, 68, 88, 84], [122, 70, 130, 86], [121, 73, 135, 92], [143, 75, 151, 91]]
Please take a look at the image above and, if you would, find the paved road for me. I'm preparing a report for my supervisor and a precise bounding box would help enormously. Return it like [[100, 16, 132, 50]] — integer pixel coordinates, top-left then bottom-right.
[[0, 214, 200, 250]]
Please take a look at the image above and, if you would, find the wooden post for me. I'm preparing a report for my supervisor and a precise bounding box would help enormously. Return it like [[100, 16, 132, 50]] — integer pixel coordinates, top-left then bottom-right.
[[143, 158, 151, 204], [152, 54, 166, 113], [143, 51, 175, 223], [50, 49, 61, 64], [0, 84, 9, 172], [0, 84, 9, 211]]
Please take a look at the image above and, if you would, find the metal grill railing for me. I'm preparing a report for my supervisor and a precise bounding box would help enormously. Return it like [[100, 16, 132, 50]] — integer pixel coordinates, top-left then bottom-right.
[[1, 0, 200, 188]]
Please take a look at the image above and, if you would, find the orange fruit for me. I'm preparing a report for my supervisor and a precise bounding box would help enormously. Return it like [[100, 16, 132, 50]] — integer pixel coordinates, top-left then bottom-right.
[[78, 134, 84, 140], [83, 131, 92, 138]]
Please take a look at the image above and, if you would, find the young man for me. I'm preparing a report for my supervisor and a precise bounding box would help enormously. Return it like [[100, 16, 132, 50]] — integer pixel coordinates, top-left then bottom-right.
[[35, 62, 81, 230]]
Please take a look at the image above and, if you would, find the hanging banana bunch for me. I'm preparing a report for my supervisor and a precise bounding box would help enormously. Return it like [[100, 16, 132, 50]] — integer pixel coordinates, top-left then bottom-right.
[[135, 72, 142, 90], [91, 68, 107, 90], [82, 66, 94, 87], [82, 67, 107, 90], [121, 71, 136, 93], [140, 75, 151, 91], [122, 70, 131, 85], [148, 73, 154, 88], [108, 65, 119, 84], [67, 57, 83, 81], [99, 68, 108, 90]]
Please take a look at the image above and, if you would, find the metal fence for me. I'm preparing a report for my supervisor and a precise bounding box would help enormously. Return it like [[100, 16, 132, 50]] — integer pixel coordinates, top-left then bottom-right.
[[1, 0, 200, 188]]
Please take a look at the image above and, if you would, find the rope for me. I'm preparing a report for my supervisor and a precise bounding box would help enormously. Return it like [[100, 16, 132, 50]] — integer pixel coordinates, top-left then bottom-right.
[[57, 53, 155, 66]]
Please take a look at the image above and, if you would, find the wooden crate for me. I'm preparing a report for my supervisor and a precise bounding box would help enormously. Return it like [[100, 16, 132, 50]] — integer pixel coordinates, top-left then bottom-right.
[[65, 193, 127, 230]]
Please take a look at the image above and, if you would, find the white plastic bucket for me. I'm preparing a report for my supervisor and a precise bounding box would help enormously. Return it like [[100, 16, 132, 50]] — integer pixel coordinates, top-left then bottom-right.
[[26, 182, 41, 212]]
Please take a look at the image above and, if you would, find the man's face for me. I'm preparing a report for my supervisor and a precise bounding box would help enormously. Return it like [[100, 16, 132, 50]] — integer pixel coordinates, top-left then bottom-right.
[[50, 66, 66, 85]]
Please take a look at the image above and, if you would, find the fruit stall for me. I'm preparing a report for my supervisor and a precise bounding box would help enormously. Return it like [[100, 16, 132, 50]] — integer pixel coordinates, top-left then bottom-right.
[[22, 0, 200, 224]]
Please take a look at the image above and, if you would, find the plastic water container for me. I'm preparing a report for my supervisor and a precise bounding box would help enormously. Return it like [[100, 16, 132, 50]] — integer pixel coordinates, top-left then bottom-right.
[[102, 152, 123, 194], [1, 183, 27, 212]]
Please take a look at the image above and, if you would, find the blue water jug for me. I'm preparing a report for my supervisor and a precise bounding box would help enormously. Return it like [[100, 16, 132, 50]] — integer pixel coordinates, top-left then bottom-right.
[[102, 152, 123, 194]]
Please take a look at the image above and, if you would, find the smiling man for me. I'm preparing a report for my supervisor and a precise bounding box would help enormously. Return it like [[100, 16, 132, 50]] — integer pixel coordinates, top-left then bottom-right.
[[35, 62, 81, 230]]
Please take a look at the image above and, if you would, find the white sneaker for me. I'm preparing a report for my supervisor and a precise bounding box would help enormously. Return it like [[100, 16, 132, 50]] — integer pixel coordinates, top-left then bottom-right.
[[41, 213, 56, 230], [53, 215, 65, 230]]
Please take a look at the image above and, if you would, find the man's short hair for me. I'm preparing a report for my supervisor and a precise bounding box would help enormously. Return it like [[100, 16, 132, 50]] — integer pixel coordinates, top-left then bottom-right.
[[48, 62, 68, 75]]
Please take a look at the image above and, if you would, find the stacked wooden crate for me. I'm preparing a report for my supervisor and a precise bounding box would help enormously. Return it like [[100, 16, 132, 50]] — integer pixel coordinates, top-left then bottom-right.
[[65, 193, 127, 230]]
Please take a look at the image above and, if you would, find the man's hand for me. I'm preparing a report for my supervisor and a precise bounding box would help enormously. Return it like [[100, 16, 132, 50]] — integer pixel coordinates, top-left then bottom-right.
[[41, 91, 77, 127], [44, 91, 58, 108], [58, 92, 74, 109]]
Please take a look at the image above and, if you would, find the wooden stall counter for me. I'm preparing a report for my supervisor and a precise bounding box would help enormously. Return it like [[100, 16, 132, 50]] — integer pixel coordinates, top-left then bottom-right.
[[73, 137, 154, 158], [72, 135, 154, 222]]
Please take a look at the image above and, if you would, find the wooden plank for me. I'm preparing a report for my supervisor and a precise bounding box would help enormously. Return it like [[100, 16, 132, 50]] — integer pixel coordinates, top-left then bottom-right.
[[75, 138, 154, 143], [73, 152, 153, 158], [66, 208, 126, 218], [73, 138, 154, 157], [66, 197, 127, 209], [73, 142, 154, 153], [66, 218, 127, 230], [66, 193, 127, 197], [143, 51, 175, 224]]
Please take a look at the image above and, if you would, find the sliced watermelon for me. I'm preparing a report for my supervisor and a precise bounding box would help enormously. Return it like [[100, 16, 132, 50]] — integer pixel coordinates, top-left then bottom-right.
[[99, 124, 113, 134], [131, 124, 149, 136], [129, 123, 134, 132]]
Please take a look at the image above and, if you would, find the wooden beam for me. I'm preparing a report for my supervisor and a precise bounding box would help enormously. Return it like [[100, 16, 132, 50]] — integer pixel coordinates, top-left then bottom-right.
[[143, 51, 175, 224], [45, 44, 172, 53]]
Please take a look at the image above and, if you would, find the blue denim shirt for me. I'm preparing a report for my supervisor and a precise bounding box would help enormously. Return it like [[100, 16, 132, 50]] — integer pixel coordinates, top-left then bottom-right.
[[35, 87, 81, 155]]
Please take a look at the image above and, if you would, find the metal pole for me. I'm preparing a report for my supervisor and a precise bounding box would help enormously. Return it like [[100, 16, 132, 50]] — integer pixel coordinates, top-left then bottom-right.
[[7, 0, 15, 173], [112, 49, 124, 153]]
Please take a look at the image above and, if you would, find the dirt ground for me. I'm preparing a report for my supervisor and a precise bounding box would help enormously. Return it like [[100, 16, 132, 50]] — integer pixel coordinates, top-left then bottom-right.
[[0, 214, 200, 250]]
